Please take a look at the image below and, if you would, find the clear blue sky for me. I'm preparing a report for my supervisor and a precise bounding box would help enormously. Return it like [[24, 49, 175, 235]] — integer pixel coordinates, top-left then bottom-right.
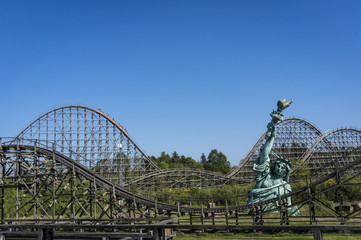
[[1, 1, 361, 166]]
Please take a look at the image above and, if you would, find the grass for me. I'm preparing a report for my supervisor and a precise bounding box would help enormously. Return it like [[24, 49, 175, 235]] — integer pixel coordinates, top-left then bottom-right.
[[173, 231, 361, 239]]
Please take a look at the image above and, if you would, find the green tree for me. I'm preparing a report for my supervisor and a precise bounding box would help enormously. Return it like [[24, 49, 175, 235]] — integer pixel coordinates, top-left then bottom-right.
[[201, 153, 207, 166], [151, 151, 204, 170], [155, 151, 171, 169], [291, 158, 310, 181], [204, 149, 231, 174], [171, 151, 180, 165]]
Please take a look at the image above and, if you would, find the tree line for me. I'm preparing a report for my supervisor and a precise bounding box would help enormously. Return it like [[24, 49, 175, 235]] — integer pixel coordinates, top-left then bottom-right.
[[149, 149, 232, 174]]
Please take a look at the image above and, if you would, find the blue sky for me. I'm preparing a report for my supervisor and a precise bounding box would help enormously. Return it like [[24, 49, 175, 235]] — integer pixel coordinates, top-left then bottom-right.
[[1, 1, 361, 166]]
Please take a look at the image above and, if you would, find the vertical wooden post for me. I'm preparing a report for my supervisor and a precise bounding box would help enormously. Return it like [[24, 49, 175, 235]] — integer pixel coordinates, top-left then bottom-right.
[[312, 229, 323, 240], [93, 175, 97, 219], [201, 201, 204, 226], [52, 144, 56, 222], [154, 200, 158, 219], [15, 139, 19, 221], [225, 199, 229, 226], [34, 140, 38, 220], [0, 139, 4, 223], [177, 201, 180, 225], [235, 197, 238, 225], [307, 175, 316, 224]]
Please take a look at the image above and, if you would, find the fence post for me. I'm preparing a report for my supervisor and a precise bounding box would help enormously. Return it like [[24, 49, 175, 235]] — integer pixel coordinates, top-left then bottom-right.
[[312, 229, 323, 240]]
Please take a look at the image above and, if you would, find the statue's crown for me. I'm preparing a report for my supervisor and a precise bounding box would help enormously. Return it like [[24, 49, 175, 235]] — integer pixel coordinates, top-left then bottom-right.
[[271, 152, 292, 166]]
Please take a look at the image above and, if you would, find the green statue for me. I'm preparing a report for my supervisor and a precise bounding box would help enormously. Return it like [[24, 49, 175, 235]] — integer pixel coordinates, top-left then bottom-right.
[[247, 99, 299, 216]]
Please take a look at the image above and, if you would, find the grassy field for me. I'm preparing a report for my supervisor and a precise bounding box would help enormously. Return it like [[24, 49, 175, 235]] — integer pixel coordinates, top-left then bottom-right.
[[173, 231, 361, 239]]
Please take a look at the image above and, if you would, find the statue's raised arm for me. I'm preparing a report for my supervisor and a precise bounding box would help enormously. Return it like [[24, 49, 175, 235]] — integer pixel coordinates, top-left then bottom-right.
[[248, 98, 299, 216], [256, 99, 293, 166]]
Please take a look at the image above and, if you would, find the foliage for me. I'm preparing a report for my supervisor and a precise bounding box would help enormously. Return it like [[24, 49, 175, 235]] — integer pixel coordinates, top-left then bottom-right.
[[173, 232, 360, 240], [150, 149, 233, 175], [203, 149, 231, 174], [150, 151, 204, 171], [291, 158, 310, 181], [147, 183, 254, 206]]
